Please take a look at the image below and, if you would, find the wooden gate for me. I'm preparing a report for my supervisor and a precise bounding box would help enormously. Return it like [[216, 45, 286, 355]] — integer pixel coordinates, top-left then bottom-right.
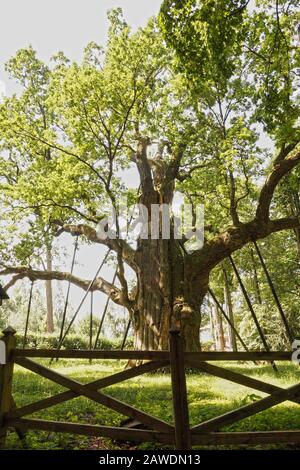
[[0, 326, 300, 449]]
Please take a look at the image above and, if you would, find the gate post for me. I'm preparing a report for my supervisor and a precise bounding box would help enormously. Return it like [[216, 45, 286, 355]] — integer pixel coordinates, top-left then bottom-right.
[[169, 329, 191, 450], [0, 326, 16, 448]]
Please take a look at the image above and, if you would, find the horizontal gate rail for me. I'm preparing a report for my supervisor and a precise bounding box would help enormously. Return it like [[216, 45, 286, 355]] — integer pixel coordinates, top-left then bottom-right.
[[13, 349, 170, 360], [7, 419, 300, 446], [13, 349, 293, 361], [7, 418, 173, 444], [184, 351, 293, 361]]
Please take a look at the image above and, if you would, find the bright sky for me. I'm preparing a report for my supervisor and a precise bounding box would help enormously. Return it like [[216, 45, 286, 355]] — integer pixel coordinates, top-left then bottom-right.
[[0, 0, 162, 94], [0, 0, 163, 326]]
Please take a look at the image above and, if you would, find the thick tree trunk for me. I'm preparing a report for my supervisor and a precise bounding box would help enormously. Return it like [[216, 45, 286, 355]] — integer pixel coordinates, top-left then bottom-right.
[[45, 246, 54, 333], [133, 236, 205, 351], [131, 152, 205, 352]]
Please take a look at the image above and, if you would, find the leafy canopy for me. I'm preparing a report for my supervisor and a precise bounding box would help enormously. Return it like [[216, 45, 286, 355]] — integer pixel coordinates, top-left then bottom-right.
[[0, 4, 299, 267]]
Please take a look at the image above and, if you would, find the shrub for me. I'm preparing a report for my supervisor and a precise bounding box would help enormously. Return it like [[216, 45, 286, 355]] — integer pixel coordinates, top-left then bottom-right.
[[15, 332, 134, 350]]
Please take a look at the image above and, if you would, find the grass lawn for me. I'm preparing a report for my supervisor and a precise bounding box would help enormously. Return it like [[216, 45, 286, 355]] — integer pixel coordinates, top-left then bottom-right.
[[5, 359, 300, 450]]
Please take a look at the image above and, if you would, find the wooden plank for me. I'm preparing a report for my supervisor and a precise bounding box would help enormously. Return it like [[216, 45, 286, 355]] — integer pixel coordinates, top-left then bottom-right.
[[15, 357, 173, 433], [192, 382, 300, 433], [0, 327, 16, 447], [13, 349, 169, 361], [185, 351, 292, 361], [187, 359, 300, 404], [169, 330, 191, 450], [9, 396, 26, 441], [9, 419, 300, 446], [13, 349, 293, 361], [7, 418, 173, 444], [8, 361, 168, 419], [192, 430, 300, 445]]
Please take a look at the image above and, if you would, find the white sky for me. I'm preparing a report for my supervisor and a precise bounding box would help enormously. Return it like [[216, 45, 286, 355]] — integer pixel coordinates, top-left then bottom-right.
[[0, 0, 162, 93], [0, 1, 163, 326]]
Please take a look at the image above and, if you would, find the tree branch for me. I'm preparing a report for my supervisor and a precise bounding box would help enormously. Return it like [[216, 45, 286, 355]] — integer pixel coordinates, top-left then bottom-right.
[[256, 144, 300, 222], [13, 125, 107, 186], [189, 215, 300, 275], [0, 266, 131, 308], [188, 146, 300, 277]]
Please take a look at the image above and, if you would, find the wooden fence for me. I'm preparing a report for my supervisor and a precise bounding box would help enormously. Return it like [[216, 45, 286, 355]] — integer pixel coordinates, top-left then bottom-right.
[[0, 326, 299, 450]]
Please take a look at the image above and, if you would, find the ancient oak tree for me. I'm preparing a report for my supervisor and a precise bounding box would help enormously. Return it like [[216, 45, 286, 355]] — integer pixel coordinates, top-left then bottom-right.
[[0, 4, 299, 350]]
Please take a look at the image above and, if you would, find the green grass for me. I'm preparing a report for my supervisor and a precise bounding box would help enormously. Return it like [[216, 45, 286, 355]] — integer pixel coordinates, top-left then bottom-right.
[[5, 360, 300, 450]]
